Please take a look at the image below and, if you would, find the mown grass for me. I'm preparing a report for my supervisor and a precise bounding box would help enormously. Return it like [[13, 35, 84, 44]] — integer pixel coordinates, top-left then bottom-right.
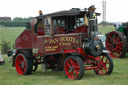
[[0, 56, 128, 85], [0, 26, 128, 85]]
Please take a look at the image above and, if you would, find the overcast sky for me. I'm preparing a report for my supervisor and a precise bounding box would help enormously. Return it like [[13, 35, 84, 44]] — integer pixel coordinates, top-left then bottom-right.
[[0, 0, 128, 22]]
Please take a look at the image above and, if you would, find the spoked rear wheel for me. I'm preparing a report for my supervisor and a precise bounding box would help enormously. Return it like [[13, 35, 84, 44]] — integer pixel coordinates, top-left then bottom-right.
[[106, 31, 127, 58], [15, 53, 33, 75], [64, 56, 84, 80], [94, 53, 113, 75]]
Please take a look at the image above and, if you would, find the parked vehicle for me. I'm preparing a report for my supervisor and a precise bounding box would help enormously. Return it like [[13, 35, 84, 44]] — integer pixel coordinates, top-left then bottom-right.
[[8, 5, 113, 80], [0, 52, 5, 65]]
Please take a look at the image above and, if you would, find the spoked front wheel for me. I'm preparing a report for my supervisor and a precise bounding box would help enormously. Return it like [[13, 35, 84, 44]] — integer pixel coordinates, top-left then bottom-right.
[[94, 53, 113, 75], [64, 56, 84, 80], [15, 53, 33, 75]]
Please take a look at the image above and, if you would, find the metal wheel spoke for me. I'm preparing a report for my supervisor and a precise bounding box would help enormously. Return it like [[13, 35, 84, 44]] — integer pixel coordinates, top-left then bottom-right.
[[74, 69, 80, 74], [116, 42, 122, 45], [65, 65, 69, 70], [67, 62, 71, 68], [118, 50, 122, 55], [18, 59, 22, 64], [74, 66, 80, 69], [108, 46, 113, 50], [101, 56, 105, 62], [112, 38, 116, 43], [111, 48, 115, 52], [107, 35, 112, 38], [105, 59, 109, 64], [103, 64, 109, 73], [70, 59, 75, 66], [115, 36, 120, 42], [110, 39, 113, 43], [114, 48, 119, 54], [112, 33, 117, 42], [70, 71, 74, 78], [115, 49, 121, 55], [117, 47, 123, 52], [107, 43, 113, 46], [117, 44, 123, 47], [107, 45, 113, 48], [116, 46, 122, 50], [74, 70, 79, 78], [17, 61, 20, 65]]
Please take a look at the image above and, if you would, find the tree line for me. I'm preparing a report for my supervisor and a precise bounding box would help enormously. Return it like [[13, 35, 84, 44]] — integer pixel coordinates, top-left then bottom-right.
[[0, 17, 31, 27], [99, 21, 113, 25]]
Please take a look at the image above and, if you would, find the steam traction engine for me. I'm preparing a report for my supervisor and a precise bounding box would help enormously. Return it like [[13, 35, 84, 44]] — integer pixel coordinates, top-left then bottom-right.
[[9, 6, 113, 80], [106, 22, 128, 58]]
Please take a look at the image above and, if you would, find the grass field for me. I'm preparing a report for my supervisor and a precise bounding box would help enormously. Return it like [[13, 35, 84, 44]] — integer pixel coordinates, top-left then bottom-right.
[[0, 26, 25, 50], [0, 26, 128, 85], [98, 25, 115, 34], [0, 56, 128, 85]]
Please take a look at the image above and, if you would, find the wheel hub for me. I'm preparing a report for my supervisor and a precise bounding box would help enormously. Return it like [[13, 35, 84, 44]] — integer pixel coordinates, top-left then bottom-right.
[[99, 62, 104, 68], [112, 43, 116, 48], [70, 66, 74, 72]]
